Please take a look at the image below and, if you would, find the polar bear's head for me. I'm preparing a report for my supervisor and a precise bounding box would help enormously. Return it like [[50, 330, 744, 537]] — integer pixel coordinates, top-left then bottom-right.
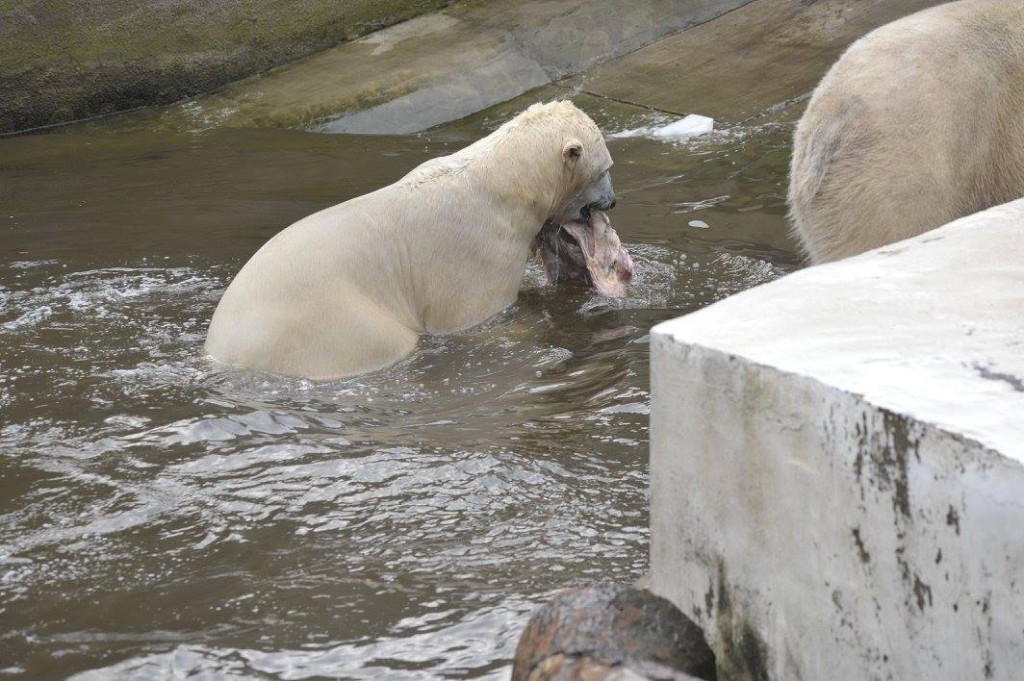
[[556, 137, 616, 224], [496, 101, 633, 296], [521, 101, 631, 296], [493, 100, 615, 223], [542, 102, 617, 225]]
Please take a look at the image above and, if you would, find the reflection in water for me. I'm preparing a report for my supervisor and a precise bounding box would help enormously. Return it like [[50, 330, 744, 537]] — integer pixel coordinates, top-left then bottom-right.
[[0, 107, 798, 679]]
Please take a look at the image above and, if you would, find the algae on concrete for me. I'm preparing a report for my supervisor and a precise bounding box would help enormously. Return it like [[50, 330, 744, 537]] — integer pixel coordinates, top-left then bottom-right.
[[0, 0, 453, 134], [3, 0, 951, 138], [4, 0, 760, 136]]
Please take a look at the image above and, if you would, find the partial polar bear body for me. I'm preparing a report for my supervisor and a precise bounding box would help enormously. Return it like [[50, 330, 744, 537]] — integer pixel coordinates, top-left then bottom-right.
[[789, 0, 1024, 263], [205, 101, 619, 379]]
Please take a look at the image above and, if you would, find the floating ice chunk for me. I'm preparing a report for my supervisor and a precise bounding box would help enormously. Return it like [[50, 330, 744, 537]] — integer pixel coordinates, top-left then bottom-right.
[[688, 220, 710, 229], [610, 113, 714, 140], [651, 114, 714, 139]]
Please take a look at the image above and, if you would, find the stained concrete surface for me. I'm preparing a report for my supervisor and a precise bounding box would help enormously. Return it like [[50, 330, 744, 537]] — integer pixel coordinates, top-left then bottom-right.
[[20, 0, 950, 138], [0, 0, 454, 134], [575, 0, 949, 124], [322, 0, 753, 132], [159, 0, 755, 134], [147, 0, 947, 136], [650, 198, 1024, 680]]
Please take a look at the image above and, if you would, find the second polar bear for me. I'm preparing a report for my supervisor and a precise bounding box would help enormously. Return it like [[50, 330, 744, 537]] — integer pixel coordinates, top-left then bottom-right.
[[205, 101, 632, 379], [789, 0, 1024, 263]]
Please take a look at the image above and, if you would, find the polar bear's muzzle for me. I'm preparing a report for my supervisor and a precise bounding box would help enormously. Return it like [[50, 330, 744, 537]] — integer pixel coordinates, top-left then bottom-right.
[[532, 210, 634, 298]]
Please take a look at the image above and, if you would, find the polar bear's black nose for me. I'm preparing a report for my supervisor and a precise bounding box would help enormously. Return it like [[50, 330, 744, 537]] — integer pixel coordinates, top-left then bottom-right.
[[593, 196, 616, 211]]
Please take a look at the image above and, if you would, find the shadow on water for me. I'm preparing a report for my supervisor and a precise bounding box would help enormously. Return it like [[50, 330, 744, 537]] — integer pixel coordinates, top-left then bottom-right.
[[0, 105, 799, 679]]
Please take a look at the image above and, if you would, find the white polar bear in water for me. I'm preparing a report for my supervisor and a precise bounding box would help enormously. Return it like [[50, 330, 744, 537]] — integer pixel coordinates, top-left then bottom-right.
[[789, 0, 1024, 263], [205, 101, 633, 379]]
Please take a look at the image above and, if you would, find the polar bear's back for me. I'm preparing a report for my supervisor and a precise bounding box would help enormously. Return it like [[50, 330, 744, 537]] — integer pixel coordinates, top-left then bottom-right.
[[204, 187, 424, 376], [789, 0, 1024, 263]]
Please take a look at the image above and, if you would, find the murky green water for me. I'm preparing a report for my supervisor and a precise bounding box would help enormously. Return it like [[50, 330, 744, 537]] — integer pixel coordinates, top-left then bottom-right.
[[0, 101, 798, 679]]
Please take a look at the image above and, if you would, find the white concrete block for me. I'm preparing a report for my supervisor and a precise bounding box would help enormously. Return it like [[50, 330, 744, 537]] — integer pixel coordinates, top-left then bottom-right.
[[649, 198, 1024, 680]]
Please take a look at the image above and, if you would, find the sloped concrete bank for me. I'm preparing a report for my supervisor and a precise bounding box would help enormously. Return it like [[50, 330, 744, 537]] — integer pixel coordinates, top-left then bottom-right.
[[5, 0, 949, 137], [134, 0, 758, 134], [0, 0, 454, 134], [0, 0, 753, 135], [310, 0, 754, 134], [136, 0, 949, 136], [650, 198, 1024, 680]]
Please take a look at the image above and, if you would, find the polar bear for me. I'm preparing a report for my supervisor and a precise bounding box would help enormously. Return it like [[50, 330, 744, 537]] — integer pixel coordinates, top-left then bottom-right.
[[205, 101, 632, 379], [789, 0, 1024, 263]]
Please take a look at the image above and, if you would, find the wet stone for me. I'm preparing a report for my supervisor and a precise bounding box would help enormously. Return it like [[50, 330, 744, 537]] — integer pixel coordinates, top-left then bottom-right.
[[512, 583, 716, 681]]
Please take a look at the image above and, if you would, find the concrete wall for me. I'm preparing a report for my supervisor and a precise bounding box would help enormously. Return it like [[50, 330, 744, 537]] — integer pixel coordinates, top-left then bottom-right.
[[0, 0, 453, 134], [3, 0, 942, 136], [146, 0, 756, 135], [318, 0, 754, 134], [649, 199, 1024, 680], [0, 0, 754, 136]]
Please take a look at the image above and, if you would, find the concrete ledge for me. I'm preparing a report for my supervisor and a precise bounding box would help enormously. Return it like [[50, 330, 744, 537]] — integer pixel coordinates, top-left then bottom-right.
[[649, 198, 1024, 680]]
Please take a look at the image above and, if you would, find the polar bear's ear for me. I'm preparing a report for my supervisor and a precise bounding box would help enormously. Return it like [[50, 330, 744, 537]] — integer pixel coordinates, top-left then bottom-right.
[[562, 139, 583, 164]]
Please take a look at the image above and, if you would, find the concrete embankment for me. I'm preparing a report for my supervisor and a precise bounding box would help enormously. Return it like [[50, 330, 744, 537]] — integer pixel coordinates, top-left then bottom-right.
[[100, 0, 759, 135], [1, 0, 947, 137], [0, 0, 452, 134], [0, 0, 753, 135], [651, 198, 1024, 680]]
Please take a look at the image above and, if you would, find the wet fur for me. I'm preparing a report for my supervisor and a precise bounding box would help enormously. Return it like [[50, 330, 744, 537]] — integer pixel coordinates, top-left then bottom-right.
[[789, 0, 1024, 263]]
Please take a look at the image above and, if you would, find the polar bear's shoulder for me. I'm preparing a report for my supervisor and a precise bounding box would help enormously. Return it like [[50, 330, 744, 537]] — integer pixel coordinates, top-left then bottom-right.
[[399, 155, 471, 187], [397, 125, 504, 188], [396, 100, 596, 189]]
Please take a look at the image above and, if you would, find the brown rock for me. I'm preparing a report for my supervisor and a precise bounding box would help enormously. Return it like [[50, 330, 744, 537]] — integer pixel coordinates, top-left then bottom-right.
[[512, 583, 716, 681]]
